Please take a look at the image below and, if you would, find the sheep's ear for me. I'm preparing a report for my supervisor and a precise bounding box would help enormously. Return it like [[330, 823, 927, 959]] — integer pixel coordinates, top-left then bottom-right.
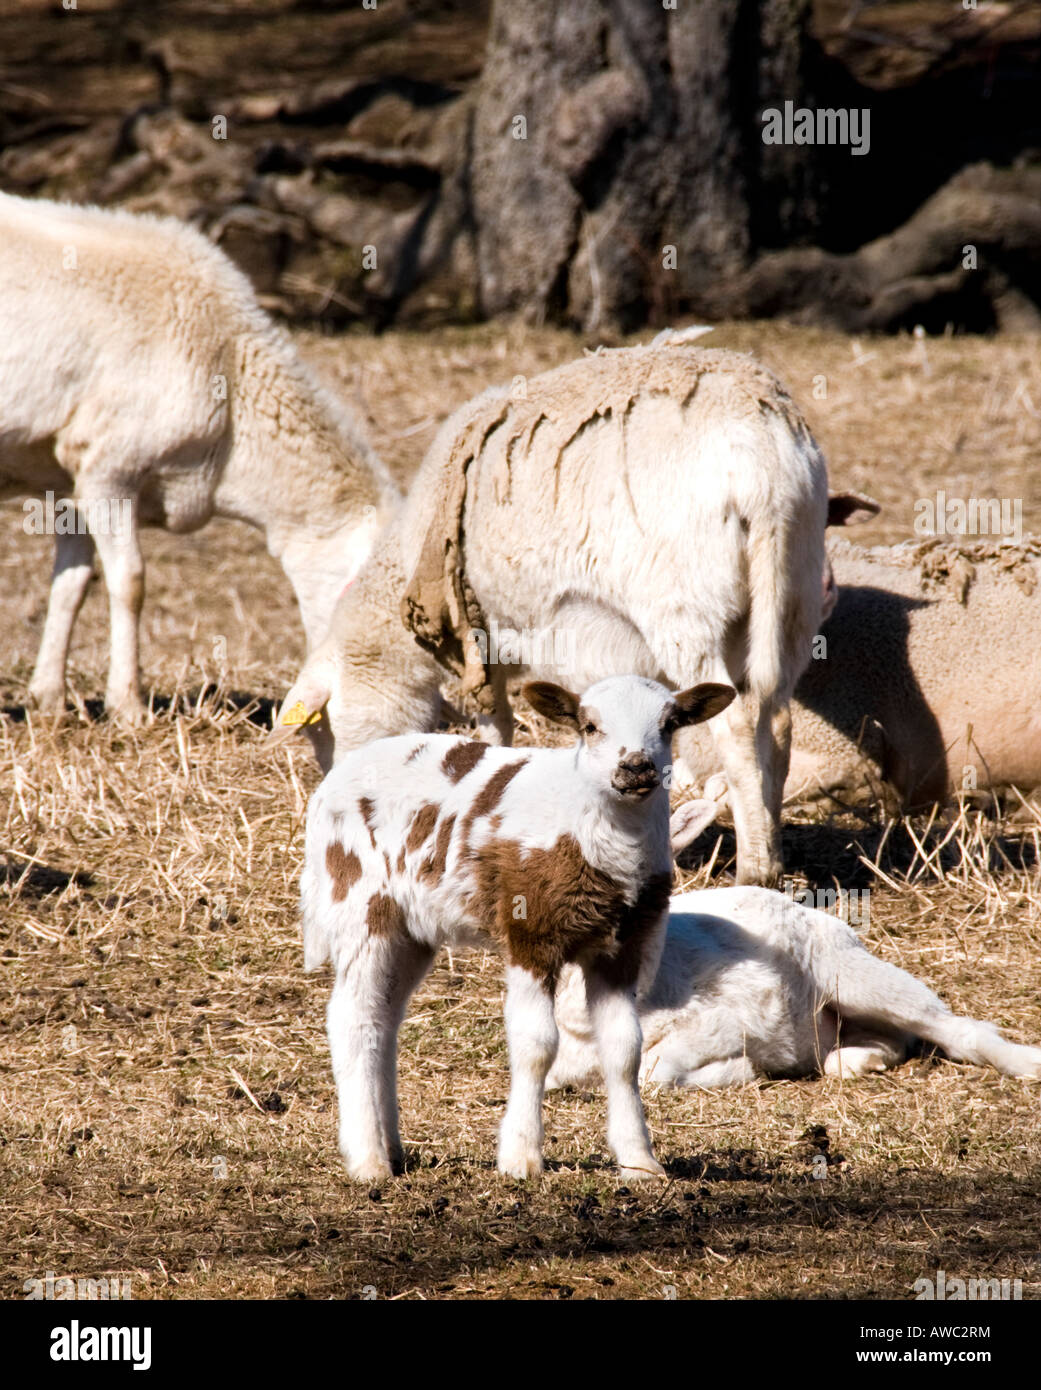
[[523, 681, 581, 728], [662, 683, 735, 733], [266, 666, 332, 750], [827, 491, 881, 527]]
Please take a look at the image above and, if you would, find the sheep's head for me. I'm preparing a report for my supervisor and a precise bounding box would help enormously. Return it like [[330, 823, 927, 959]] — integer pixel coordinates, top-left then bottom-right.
[[267, 643, 440, 773], [524, 675, 735, 805]]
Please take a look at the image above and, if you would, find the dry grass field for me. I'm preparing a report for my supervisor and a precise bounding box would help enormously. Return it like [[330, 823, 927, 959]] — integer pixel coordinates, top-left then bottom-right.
[[3, 321, 1041, 1301]]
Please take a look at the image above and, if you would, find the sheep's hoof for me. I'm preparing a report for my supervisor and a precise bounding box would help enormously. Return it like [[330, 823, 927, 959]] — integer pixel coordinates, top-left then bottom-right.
[[736, 862, 784, 889], [344, 1154, 394, 1183], [104, 696, 145, 728], [618, 1155, 666, 1181], [26, 684, 66, 715], [497, 1148, 545, 1180]]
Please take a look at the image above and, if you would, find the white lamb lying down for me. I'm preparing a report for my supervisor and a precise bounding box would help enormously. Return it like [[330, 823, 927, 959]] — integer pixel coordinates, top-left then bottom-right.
[[548, 887, 1041, 1090]]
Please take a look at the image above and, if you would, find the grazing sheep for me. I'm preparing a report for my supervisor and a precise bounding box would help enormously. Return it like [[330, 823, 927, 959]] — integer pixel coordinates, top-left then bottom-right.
[[278, 343, 833, 886], [548, 886, 1041, 1090], [670, 536, 1041, 827], [300, 674, 734, 1181], [1, 191, 397, 719]]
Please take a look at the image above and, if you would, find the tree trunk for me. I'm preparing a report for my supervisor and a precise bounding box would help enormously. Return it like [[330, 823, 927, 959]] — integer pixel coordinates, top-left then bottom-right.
[[471, 0, 817, 331]]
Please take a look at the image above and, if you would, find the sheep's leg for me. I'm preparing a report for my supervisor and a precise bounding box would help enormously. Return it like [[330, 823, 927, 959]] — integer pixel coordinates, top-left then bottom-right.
[[498, 966, 558, 1179], [27, 529, 96, 712], [765, 700, 792, 828], [84, 495, 145, 721], [708, 691, 782, 886], [476, 663, 514, 746], [583, 968, 664, 1180], [377, 937, 435, 1173], [327, 943, 400, 1182]]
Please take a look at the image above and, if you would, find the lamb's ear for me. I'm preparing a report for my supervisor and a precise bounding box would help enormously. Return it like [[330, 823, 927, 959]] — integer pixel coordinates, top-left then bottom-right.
[[522, 681, 581, 728], [669, 773, 728, 854], [670, 799, 722, 854], [266, 663, 332, 750], [827, 491, 881, 527], [662, 683, 735, 734]]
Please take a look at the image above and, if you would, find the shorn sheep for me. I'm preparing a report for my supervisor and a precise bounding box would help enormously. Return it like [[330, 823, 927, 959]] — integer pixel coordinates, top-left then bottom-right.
[[1, 192, 397, 719], [278, 343, 833, 886], [670, 536, 1041, 832], [300, 674, 734, 1181], [549, 887, 1041, 1090]]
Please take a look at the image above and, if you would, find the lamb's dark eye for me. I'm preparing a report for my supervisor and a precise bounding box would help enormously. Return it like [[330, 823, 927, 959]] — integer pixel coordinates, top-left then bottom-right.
[[582, 722, 598, 737]]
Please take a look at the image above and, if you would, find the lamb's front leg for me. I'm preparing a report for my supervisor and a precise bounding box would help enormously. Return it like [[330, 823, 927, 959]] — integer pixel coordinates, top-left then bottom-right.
[[498, 965, 558, 1179], [584, 967, 664, 1180]]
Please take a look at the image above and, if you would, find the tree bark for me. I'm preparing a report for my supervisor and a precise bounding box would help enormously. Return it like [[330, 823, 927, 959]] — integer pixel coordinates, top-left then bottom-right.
[[472, 0, 815, 331]]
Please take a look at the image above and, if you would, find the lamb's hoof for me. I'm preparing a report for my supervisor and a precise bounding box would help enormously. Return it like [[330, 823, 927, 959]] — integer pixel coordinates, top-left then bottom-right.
[[618, 1154, 666, 1181], [824, 1047, 888, 1078], [497, 1148, 544, 1180]]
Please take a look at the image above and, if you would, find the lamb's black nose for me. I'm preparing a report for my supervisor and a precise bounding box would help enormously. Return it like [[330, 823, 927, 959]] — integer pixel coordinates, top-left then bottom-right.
[[611, 754, 659, 796]]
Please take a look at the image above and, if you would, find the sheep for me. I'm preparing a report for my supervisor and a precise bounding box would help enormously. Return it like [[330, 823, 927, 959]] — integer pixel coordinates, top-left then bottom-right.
[[1, 191, 397, 720], [548, 886, 1041, 1090], [299, 673, 735, 1181], [276, 343, 834, 887], [669, 536, 1041, 832]]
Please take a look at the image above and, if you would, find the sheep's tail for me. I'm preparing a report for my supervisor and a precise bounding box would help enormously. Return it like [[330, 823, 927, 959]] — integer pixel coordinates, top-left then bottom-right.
[[809, 918, 1041, 1079], [745, 423, 827, 700]]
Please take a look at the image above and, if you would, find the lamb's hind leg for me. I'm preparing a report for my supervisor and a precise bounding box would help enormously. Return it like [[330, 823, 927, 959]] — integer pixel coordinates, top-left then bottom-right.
[[377, 937, 435, 1173], [28, 529, 96, 712], [328, 936, 414, 1182]]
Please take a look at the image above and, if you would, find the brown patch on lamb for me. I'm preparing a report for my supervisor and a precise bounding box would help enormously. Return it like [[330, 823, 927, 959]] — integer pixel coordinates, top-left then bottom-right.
[[366, 892, 407, 938], [325, 843, 362, 903], [406, 802, 440, 852], [466, 832, 671, 989], [442, 741, 488, 783], [459, 759, 527, 846], [358, 796, 378, 849], [419, 813, 457, 884]]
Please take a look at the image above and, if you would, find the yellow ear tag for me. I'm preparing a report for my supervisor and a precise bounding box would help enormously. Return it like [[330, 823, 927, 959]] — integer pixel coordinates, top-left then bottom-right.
[[281, 700, 323, 727]]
